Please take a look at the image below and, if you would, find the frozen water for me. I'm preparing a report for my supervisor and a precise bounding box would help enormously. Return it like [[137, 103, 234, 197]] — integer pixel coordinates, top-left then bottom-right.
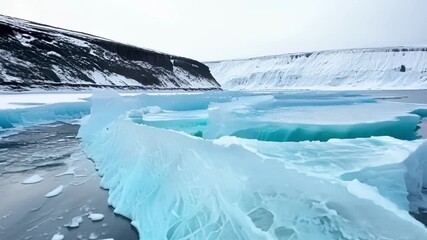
[[203, 93, 425, 141], [65, 216, 84, 228], [2, 90, 426, 239], [89, 232, 99, 239], [0, 100, 90, 129], [123, 91, 426, 141], [51, 233, 64, 240], [55, 167, 77, 177], [78, 90, 427, 239], [214, 136, 421, 178], [341, 140, 427, 214], [88, 213, 105, 221], [81, 119, 427, 239], [0, 93, 91, 110], [45, 185, 64, 198], [22, 174, 44, 184]]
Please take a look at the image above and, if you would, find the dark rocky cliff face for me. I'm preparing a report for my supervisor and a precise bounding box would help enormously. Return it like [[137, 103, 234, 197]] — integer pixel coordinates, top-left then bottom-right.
[[0, 15, 220, 91]]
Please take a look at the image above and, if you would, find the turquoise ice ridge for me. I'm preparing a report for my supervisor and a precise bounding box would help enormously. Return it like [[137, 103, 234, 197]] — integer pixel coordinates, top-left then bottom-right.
[[78, 90, 427, 239], [0, 101, 90, 130], [121, 91, 425, 141]]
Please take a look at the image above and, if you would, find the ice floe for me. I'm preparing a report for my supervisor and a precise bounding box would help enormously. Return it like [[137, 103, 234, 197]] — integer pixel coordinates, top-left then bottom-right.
[[22, 174, 44, 184], [88, 213, 104, 222], [51, 233, 64, 240], [45, 185, 64, 198]]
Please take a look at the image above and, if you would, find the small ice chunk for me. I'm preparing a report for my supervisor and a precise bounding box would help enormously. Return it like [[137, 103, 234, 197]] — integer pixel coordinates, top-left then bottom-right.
[[55, 167, 76, 177], [88, 213, 104, 221], [22, 174, 44, 184], [51, 233, 64, 240], [65, 216, 83, 228], [2, 212, 13, 219], [89, 232, 99, 239], [45, 185, 64, 198]]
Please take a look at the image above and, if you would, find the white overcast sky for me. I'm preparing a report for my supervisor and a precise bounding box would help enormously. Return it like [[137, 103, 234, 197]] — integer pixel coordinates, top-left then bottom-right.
[[1, 0, 427, 61]]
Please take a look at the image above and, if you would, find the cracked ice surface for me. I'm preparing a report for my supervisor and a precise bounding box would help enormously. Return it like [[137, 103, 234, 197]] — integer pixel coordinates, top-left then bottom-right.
[[79, 91, 427, 239]]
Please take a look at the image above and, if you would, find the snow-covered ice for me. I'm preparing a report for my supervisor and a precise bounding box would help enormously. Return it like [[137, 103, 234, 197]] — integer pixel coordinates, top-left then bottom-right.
[[45, 185, 64, 198], [22, 174, 44, 184]]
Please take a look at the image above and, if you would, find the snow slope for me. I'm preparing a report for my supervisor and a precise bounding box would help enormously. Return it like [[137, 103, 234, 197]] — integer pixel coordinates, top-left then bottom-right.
[[0, 15, 220, 91], [206, 47, 427, 90]]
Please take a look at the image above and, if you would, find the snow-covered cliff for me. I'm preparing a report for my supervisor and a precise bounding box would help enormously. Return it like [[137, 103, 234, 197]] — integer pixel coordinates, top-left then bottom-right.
[[206, 47, 427, 90], [0, 15, 220, 91]]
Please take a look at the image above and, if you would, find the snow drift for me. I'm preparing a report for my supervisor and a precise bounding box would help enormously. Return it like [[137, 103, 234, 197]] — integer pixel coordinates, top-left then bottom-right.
[[206, 47, 427, 90]]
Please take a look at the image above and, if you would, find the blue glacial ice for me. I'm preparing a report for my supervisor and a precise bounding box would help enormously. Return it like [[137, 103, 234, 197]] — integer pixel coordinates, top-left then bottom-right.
[[204, 94, 424, 141], [0, 101, 90, 130], [124, 91, 425, 141], [78, 90, 427, 239]]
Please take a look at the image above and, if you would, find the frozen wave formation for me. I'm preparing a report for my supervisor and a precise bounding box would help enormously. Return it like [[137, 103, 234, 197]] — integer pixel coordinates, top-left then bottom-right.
[[79, 91, 427, 239]]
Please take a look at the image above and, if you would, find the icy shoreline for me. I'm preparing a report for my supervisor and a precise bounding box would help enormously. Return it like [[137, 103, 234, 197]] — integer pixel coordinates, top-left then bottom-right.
[[78, 90, 427, 239], [1, 90, 427, 239], [0, 122, 138, 239]]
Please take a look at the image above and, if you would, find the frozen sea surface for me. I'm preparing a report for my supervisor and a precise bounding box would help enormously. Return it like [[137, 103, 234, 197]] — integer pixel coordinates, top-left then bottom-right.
[[1, 90, 427, 239]]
